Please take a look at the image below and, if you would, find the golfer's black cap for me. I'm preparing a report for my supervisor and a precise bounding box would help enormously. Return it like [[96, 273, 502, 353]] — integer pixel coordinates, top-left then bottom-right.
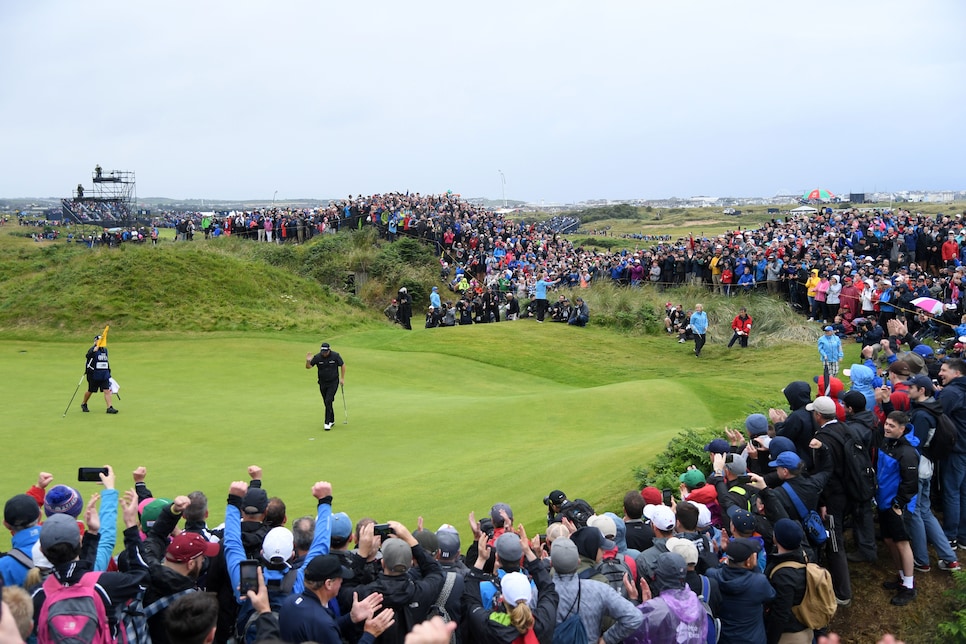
[[320, 343, 331, 351]]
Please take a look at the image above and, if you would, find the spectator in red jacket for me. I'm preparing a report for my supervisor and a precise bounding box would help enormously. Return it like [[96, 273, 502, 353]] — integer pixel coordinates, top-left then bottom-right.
[[727, 308, 753, 348]]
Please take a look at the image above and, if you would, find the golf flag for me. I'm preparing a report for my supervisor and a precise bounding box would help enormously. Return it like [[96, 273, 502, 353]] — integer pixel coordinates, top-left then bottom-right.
[[96, 325, 109, 348]]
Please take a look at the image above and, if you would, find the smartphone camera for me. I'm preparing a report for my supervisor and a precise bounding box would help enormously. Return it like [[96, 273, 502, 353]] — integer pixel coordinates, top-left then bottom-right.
[[662, 489, 673, 507], [373, 523, 394, 539], [239, 559, 259, 595], [77, 467, 109, 482]]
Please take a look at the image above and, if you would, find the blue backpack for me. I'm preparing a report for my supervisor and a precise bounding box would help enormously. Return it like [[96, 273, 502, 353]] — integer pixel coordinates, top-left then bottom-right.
[[552, 583, 587, 644], [699, 575, 720, 644]]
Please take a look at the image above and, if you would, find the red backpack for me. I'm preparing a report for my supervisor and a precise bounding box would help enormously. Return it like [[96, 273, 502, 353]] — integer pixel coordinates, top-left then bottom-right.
[[37, 571, 113, 644]]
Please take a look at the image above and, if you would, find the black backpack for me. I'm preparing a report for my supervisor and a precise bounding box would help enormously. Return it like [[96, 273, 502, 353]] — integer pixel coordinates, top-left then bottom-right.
[[583, 556, 630, 598], [922, 407, 958, 461], [823, 425, 876, 503]]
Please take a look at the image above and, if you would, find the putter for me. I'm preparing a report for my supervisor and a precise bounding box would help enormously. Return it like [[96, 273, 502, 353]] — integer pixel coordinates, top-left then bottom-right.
[[62, 372, 86, 418], [341, 384, 348, 424]]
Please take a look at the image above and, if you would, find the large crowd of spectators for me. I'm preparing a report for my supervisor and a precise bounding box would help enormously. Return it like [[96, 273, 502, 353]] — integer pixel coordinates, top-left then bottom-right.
[[4, 379, 946, 644], [62, 199, 132, 224]]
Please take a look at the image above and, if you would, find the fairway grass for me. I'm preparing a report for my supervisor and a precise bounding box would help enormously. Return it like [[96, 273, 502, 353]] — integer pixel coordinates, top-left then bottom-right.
[[0, 321, 842, 549]]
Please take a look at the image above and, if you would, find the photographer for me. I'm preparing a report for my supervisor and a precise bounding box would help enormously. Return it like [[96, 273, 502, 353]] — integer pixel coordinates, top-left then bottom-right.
[[543, 490, 567, 525]]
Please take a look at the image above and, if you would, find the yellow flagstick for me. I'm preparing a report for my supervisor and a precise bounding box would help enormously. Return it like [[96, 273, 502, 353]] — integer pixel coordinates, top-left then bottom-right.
[[96, 325, 109, 348]]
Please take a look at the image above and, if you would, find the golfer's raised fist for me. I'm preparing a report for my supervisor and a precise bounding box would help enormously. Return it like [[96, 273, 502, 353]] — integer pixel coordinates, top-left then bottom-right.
[[312, 481, 333, 499]]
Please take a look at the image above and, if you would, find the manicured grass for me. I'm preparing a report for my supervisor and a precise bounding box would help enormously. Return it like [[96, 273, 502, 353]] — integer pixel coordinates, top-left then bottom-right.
[[0, 321, 839, 550]]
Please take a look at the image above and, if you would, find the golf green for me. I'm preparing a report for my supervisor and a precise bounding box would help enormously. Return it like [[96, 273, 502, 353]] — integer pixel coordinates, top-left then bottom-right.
[[0, 322, 814, 547]]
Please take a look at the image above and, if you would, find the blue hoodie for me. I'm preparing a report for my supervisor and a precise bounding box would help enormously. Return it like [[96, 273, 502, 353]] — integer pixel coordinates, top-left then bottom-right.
[[846, 363, 878, 413]]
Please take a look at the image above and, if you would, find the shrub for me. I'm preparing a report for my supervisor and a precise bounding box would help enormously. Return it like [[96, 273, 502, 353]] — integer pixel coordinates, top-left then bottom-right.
[[633, 427, 725, 491], [938, 570, 966, 641]]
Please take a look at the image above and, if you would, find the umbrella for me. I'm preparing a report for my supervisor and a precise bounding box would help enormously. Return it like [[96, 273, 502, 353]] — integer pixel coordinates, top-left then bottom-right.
[[911, 297, 943, 315], [803, 188, 835, 201]]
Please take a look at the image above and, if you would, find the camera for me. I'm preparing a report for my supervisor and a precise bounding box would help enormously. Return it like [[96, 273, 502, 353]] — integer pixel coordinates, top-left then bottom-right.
[[558, 499, 594, 528], [478, 517, 495, 539], [239, 560, 259, 595], [78, 467, 109, 482], [373, 523, 394, 539]]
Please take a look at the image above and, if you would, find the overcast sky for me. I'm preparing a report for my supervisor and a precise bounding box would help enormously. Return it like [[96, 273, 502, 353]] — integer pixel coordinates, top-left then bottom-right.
[[1, 1, 963, 203]]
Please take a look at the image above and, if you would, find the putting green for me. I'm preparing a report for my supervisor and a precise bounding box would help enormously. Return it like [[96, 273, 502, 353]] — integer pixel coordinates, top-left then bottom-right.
[[0, 326, 793, 548]]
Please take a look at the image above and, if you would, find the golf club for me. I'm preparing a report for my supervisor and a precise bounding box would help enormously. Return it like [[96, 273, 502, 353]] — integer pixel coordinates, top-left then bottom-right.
[[341, 383, 348, 424], [62, 372, 85, 418]]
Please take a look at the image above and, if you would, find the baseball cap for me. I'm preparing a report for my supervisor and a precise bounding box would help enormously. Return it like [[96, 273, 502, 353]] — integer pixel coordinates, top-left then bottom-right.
[[4, 494, 40, 529], [704, 438, 730, 454], [330, 512, 352, 541], [724, 454, 747, 476], [436, 527, 460, 561], [550, 537, 580, 574], [888, 361, 912, 377], [39, 513, 80, 551], [261, 527, 294, 565], [139, 498, 172, 529], [903, 374, 934, 394], [679, 469, 706, 488], [731, 509, 756, 535], [242, 488, 269, 515], [381, 539, 413, 573], [913, 344, 934, 357], [767, 436, 796, 457], [745, 414, 769, 437], [824, 326, 834, 331], [304, 554, 353, 581], [546, 490, 567, 506], [495, 532, 523, 563], [413, 529, 438, 554], [646, 505, 676, 532], [501, 571, 532, 605], [805, 396, 836, 415], [320, 342, 331, 350], [165, 532, 220, 563], [768, 451, 803, 470], [490, 503, 513, 528], [725, 537, 759, 563], [586, 514, 618, 540], [665, 537, 699, 566]]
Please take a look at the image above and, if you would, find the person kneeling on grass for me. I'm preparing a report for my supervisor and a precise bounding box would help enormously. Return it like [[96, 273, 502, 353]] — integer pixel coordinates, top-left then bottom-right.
[[568, 297, 589, 327]]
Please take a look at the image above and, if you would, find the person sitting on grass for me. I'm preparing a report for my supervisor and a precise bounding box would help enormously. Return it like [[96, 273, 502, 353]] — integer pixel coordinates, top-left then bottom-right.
[[568, 297, 589, 327]]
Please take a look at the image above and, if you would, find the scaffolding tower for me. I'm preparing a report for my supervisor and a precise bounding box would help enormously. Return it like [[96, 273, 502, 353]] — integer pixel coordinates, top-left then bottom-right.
[[63, 165, 137, 226]]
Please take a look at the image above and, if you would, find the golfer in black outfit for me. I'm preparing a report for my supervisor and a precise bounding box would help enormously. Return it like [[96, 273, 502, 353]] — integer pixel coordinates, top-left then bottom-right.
[[305, 342, 345, 430]]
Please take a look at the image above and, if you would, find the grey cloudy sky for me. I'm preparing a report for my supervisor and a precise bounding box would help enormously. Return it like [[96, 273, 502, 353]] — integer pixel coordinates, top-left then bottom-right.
[[1, 1, 963, 203]]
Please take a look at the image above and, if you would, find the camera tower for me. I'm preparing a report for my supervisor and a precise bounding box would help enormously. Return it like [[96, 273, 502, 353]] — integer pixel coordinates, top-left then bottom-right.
[[62, 165, 137, 226]]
